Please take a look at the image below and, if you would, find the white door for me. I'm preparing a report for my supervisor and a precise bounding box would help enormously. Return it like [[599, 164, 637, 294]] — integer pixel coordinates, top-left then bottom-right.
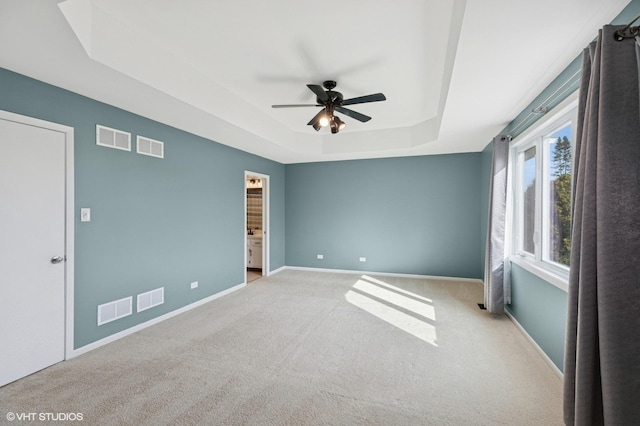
[[0, 117, 67, 387]]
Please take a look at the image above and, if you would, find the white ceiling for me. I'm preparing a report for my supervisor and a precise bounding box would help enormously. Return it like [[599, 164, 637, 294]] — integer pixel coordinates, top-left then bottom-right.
[[0, 0, 631, 163]]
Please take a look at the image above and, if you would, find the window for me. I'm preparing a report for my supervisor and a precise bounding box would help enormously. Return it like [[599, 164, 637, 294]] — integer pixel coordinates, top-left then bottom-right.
[[521, 146, 536, 255], [509, 97, 577, 290], [544, 123, 572, 267]]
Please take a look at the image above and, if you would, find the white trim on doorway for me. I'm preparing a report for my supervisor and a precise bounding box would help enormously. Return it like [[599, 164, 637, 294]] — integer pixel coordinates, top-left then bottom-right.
[[0, 109, 75, 359], [244, 171, 270, 283]]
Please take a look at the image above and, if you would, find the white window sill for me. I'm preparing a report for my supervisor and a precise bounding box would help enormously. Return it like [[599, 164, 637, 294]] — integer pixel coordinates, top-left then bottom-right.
[[509, 256, 569, 292]]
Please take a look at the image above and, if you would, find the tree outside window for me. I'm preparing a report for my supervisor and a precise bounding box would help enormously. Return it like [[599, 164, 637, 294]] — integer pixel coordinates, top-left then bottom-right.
[[547, 127, 572, 266]]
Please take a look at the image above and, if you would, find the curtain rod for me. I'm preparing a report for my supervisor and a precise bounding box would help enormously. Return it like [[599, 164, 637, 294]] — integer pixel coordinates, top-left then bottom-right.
[[506, 68, 581, 138], [614, 12, 640, 41]]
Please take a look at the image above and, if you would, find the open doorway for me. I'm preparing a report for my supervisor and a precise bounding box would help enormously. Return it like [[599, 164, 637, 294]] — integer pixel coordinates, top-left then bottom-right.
[[245, 171, 269, 283]]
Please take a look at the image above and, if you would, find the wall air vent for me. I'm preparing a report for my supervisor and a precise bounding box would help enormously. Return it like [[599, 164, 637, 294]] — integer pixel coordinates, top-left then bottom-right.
[[137, 287, 164, 313], [97, 296, 133, 326], [137, 136, 164, 158], [96, 125, 131, 151]]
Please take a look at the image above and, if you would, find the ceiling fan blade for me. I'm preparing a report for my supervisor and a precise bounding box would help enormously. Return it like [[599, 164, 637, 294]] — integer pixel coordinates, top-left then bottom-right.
[[335, 106, 371, 123], [307, 84, 329, 102], [341, 93, 386, 106], [272, 104, 321, 108], [307, 108, 328, 126]]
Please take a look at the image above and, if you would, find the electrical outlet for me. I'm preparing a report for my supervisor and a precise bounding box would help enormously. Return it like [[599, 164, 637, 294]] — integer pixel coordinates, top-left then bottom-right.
[[359, 257, 366, 262], [190, 281, 198, 289], [317, 254, 324, 260]]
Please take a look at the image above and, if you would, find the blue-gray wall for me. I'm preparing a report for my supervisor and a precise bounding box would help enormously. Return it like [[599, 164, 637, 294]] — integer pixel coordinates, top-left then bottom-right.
[[0, 67, 285, 349], [509, 264, 567, 370], [285, 154, 483, 279], [478, 0, 640, 373]]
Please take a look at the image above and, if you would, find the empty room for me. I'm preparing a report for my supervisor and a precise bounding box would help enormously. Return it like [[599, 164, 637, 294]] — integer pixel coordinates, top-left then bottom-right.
[[1, 1, 639, 425]]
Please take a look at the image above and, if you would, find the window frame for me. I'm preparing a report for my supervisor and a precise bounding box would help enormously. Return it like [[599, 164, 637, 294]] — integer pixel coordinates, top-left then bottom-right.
[[513, 143, 538, 260], [507, 93, 578, 292]]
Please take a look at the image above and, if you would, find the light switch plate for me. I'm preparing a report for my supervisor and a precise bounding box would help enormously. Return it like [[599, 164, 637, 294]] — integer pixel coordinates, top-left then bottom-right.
[[81, 208, 91, 222]]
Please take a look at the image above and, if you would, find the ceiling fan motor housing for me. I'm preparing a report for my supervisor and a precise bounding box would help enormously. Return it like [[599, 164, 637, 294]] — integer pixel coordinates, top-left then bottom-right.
[[318, 91, 343, 105], [322, 80, 337, 90]]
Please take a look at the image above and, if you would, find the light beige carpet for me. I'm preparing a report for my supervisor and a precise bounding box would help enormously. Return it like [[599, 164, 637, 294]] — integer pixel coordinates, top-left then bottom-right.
[[0, 270, 562, 425]]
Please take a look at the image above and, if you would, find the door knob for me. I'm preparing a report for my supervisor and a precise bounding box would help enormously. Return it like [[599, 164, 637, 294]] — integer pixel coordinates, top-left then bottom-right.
[[51, 256, 65, 264]]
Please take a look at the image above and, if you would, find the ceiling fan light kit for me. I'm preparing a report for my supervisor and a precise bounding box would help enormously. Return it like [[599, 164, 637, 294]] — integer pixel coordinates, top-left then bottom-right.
[[319, 115, 330, 127], [272, 80, 386, 134]]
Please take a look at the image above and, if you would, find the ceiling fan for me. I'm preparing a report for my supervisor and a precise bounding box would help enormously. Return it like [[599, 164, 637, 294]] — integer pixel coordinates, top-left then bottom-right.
[[271, 80, 386, 134]]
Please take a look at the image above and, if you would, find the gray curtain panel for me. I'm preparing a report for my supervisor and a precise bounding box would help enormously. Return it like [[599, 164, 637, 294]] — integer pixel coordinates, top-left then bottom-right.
[[564, 25, 640, 425], [484, 135, 511, 314]]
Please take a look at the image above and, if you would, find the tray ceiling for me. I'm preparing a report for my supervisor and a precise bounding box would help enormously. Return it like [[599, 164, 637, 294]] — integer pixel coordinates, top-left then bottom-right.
[[0, 0, 631, 163]]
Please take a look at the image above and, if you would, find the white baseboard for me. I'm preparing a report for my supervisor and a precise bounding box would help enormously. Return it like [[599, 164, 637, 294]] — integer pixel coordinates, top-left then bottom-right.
[[68, 282, 246, 359], [267, 265, 287, 276], [505, 309, 563, 379], [280, 265, 483, 284]]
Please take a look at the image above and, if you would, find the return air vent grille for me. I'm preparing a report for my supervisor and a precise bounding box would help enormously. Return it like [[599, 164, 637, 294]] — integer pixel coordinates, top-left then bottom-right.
[[137, 136, 164, 158], [137, 287, 164, 312], [97, 296, 133, 326], [96, 125, 131, 151]]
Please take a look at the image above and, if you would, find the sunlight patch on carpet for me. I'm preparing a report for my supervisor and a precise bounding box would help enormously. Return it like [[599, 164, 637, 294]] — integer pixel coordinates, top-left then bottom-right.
[[345, 276, 438, 347]]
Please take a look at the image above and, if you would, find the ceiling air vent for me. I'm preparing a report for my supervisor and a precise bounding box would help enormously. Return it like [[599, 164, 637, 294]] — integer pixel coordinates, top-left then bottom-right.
[[137, 136, 164, 159], [96, 125, 131, 151]]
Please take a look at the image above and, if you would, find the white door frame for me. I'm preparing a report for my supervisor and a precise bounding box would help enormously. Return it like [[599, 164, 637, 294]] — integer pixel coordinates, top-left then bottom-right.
[[0, 110, 75, 359], [244, 171, 269, 281]]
